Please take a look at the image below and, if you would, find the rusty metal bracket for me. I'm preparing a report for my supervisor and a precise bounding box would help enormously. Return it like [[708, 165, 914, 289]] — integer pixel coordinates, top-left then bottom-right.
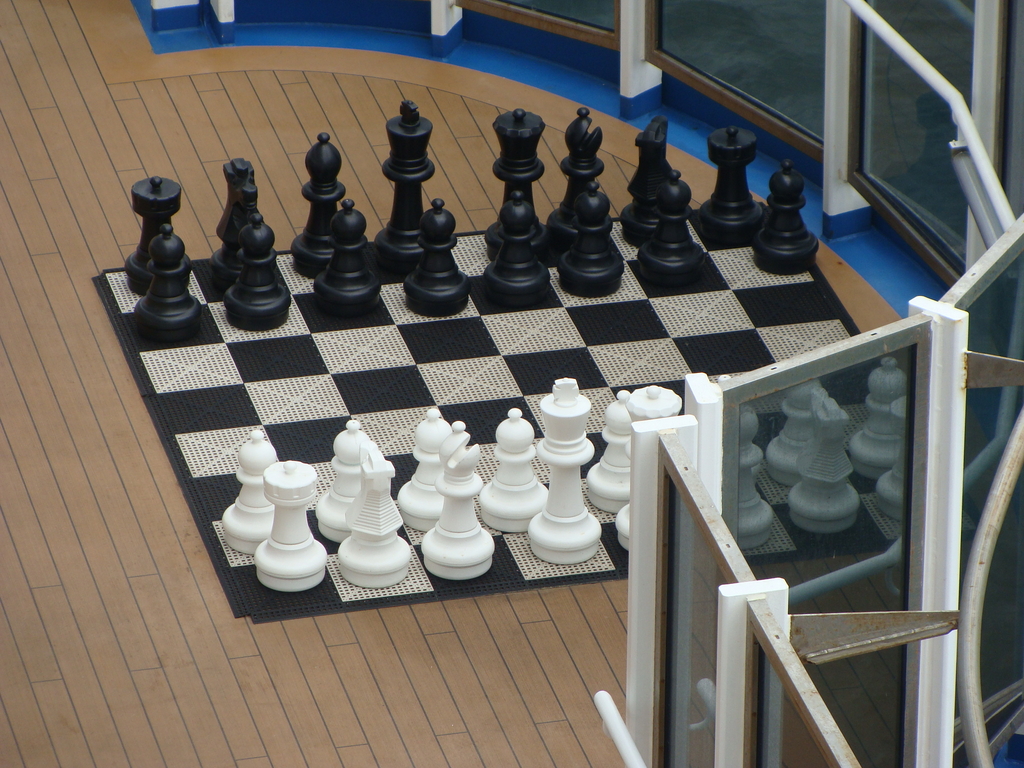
[[791, 610, 959, 664], [966, 351, 1024, 389]]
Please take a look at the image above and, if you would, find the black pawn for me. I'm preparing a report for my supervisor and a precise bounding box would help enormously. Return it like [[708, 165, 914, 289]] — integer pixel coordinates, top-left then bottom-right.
[[697, 126, 765, 249], [404, 199, 470, 317], [125, 176, 182, 295], [753, 160, 819, 274], [619, 116, 671, 247], [547, 107, 604, 258], [485, 190, 551, 308], [224, 213, 291, 331], [374, 101, 435, 275], [292, 133, 346, 278], [314, 199, 381, 317], [134, 223, 201, 342], [211, 159, 259, 292], [485, 108, 549, 260], [637, 170, 706, 286], [557, 181, 623, 297]]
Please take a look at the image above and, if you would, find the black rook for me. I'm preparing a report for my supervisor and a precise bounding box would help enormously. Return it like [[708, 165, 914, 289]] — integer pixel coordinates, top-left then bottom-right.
[[697, 125, 765, 249], [125, 175, 181, 295]]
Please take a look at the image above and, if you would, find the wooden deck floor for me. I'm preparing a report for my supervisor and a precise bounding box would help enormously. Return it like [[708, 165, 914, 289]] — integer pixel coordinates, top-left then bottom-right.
[[0, 0, 899, 764]]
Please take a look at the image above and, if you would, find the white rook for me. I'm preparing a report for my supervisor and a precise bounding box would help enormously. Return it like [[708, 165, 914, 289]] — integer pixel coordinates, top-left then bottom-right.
[[255, 461, 327, 591], [222, 429, 278, 554]]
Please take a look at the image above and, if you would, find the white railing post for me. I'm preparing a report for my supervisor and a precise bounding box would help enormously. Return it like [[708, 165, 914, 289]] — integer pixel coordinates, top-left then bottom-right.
[[430, 0, 462, 57], [684, 373, 723, 509], [619, 0, 663, 118]]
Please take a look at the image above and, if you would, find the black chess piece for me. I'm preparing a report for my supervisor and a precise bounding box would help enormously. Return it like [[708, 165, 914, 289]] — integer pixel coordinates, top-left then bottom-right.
[[637, 170, 706, 286], [485, 190, 551, 308], [697, 126, 765, 249], [619, 116, 672, 247], [211, 159, 259, 292], [134, 223, 202, 342], [485, 108, 549, 260], [557, 181, 623, 297], [404, 199, 470, 317], [547, 107, 604, 259], [314, 199, 381, 317], [125, 176, 182, 295], [223, 213, 291, 331], [374, 101, 435, 275], [292, 133, 346, 278], [753, 160, 819, 274]]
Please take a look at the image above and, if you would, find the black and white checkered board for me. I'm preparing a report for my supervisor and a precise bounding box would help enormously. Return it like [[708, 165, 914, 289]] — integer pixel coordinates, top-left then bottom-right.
[[95, 222, 860, 623]]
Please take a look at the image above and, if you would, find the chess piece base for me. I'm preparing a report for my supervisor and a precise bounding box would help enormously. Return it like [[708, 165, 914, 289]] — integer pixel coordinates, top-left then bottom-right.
[[374, 228, 422, 275], [479, 482, 548, 533], [615, 503, 630, 550], [125, 253, 153, 295], [586, 464, 629, 514], [696, 202, 765, 250], [422, 526, 495, 580], [134, 294, 202, 342], [482, 261, 551, 309], [291, 238, 333, 278], [315, 492, 352, 543], [337, 537, 412, 588], [313, 275, 381, 318], [397, 480, 444, 532], [636, 243, 706, 287], [752, 234, 818, 275], [876, 470, 903, 520], [737, 500, 773, 549], [222, 502, 274, 555], [788, 483, 860, 534], [618, 204, 658, 247], [255, 536, 328, 591], [528, 509, 602, 564], [210, 249, 242, 292], [404, 292, 469, 318], [485, 221, 550, 262]]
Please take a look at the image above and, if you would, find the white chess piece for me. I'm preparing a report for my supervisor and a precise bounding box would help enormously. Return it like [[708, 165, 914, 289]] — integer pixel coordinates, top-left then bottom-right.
[[586, 390, 632, 513], [337, 445, 412, 588], [765, 379, 824, 486], [529, 378, 603, 564], [787, 390, 860, 533], [849, 357, 907, 479], [422, 422, 494, 580], [255, 461, 327, 591], [875, 396, 907, 520], [737, 405, 773, 549], [479, 408, 547, 532], [222, 429, 278, 554], [615, 385, 683, 550], [316, 420, 370, 542], [397, 408, 453, 531]]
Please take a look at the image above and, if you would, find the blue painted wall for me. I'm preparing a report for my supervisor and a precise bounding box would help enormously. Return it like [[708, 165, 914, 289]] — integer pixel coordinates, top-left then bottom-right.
[[234, 0, 429, 32]]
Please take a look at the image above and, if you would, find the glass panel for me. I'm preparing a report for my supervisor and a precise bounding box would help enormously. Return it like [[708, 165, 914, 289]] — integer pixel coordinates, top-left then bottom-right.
[[658, 0, 825, 137], [498, 0, 615, 29], [663, 483, 723, 768], [860, 0, 975, 266]]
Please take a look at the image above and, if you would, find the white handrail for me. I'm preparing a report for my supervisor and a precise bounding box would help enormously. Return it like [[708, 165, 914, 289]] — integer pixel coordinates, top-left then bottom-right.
[[842, 0, 1015, 233], [594, 691, 648, 768]]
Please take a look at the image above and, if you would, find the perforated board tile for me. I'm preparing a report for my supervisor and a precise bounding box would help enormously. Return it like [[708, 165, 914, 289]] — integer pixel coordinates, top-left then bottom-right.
[[758, 320, 850, 362], [381, 283, 480, 324], [309, 461, 335, 510], [609, 221, 638, 260], [277, 254, 316, 295], [106, 270, 207, 313], [176, 425, 261, 477], [711, 247, 813, 290], [208, 300, 311, 343], [741, 514, 797, 556], [212, 520, 256, 567], [651, 291, 754, 337], [453, 233, 490, 276], [418, 356, 521, 405], [140, 343, 242, 393], [327, 550, 435, 602], [352, 406, 438, 457], [312, 326, 416, 373], [756, 465, 791, 506], [588, 339, 691, 388], [862, 492, 902, 540], [550, 264, 647, 307], [245, 375, 348, 424], [503, 532, 615, 579], [482, 308, 585, 355]]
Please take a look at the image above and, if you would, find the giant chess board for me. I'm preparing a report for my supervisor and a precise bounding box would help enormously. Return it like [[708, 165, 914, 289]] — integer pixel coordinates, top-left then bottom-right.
[[95, 223, 859, 622]]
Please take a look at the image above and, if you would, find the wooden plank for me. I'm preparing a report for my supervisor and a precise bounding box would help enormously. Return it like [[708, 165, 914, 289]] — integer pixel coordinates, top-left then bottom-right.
[[236, 759, 273, 768], [163, 76, 228, 165], [601, 580, 626, 614], [0, 43, 54, 180], [0, 110, 58, 255], [593, 149, 629, 217], [428, 88, 481, 139], [437, 732, 486, 768], [334, 75, 388, 146], [247, 70, 310, 155], [33, 679, 94, 768], [108, 82, 138, 100], [229, 655, 303, 767], [0, 608, 60, 767], [132, 668, 203, 768], [0, 680, 29, 768], [455, 135, 502, 212], [507, 590, 549, 623], [569, 584, 627, 690], [338, 743, 379, 768], [541, 589, 622, 702], [314, 613, 356, 646], [411, 601, 453, 635], [191, 73, 223, 92], [537, 720, 591, 768], [462, 98, 502, 140], [363, 77, 406, 132], [379, 605, 465, 736], [276, 70, 307, 85], [0, 0, 54, 110]]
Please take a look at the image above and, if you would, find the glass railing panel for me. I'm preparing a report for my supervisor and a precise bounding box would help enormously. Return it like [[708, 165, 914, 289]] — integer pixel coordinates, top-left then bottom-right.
[[491, 0, 615, 29]]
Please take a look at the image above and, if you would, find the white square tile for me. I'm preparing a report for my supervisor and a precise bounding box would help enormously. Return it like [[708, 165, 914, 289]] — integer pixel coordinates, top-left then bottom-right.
[[351, 407, 438, 457], [862, 492, 902, 540], [740, 514, 796, 556], [452, 233, 490, 277], [609, 221, 638, 260], [176, 425, 261, 477], [503, 533, 615, 579], [551, 264, 647, 307], [651, 291, 754, 337], [106, 270, 206, 313], [245, 375, 348, 424], [327, 550, 435, 602], [710, 247, 813, 290], [313, 326, 415, 373], [418, 356, 521, 405], [208, 300, 310, 343], [380, 283, 479, 325], [140, 343, 242, 393], [276, 254, 315, 295], [757, 319, 850, 362], [482, 308, 585, 355], [588, 339, 690, 388]]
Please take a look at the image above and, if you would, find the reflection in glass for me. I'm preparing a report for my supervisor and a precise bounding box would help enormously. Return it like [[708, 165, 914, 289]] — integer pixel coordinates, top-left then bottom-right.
[[861, 0, 975, 265], [658, 0, 825, 137], [498, 0, 614, 29]]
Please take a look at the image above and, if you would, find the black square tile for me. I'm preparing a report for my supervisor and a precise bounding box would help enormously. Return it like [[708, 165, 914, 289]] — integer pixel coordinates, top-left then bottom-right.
[[113, 304, 223, 358], [149, 385, 260, 436], [183, 474, 241, 528], [567, 301, 668, 346], [227, 335, 328, 382], [334, 366, 435, 413], [468, 275, 562, 315], [399, 317, 500, 363], [365, 244, 407, 285], [628, 256, 728, 297], [676, 330, 775, 376], [263, 417, 350, 465], [190, 257, 289, 304], [438, 397, 538, 445], [504, 348, 606, 395], [735, 283, 844, 328], [293, 292, 394, 332]]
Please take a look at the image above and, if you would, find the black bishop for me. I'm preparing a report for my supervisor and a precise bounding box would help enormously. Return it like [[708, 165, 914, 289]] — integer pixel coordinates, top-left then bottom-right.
[[485, 190, 551, 308], [404, 199, 470, 317], [134, 223, 202, 342], [753, 160, 819, 274], [637, 170, 705, 286], [292, 133, 346, 278], [224, 213, 291, 331], [547, 107, 604, 258], [314, 199, 381, 317], [557, 181, 623, 297]]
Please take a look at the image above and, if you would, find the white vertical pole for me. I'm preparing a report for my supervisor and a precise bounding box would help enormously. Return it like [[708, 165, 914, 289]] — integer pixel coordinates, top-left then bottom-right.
[[684, 373, 723, 509], [907, 297, 968, 768], [619, 0, 662, 102], [625, 415, 698, 768], [430, 0, 461, 38], [715, 579, 790, 768]]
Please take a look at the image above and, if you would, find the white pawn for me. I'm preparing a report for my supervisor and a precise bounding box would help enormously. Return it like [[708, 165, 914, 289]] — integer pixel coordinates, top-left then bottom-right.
[[849, 357, 907, 479], [255, 461, 327, 591], [737, 405, 773, 549], [587, 391, 632, 513], [875, 396, 907, 520], [337, 445, 412, 588], [615, 385, 682, 551], [766, 379, 824, 486], [222, 429, 278, 554], [480, 409, 547, 532], [397, 408, 453, 531], [422, 422, 494, 580], [529, 378, 603, 564], [316, 420, 371, 542], [788, 390, 860, 533]]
